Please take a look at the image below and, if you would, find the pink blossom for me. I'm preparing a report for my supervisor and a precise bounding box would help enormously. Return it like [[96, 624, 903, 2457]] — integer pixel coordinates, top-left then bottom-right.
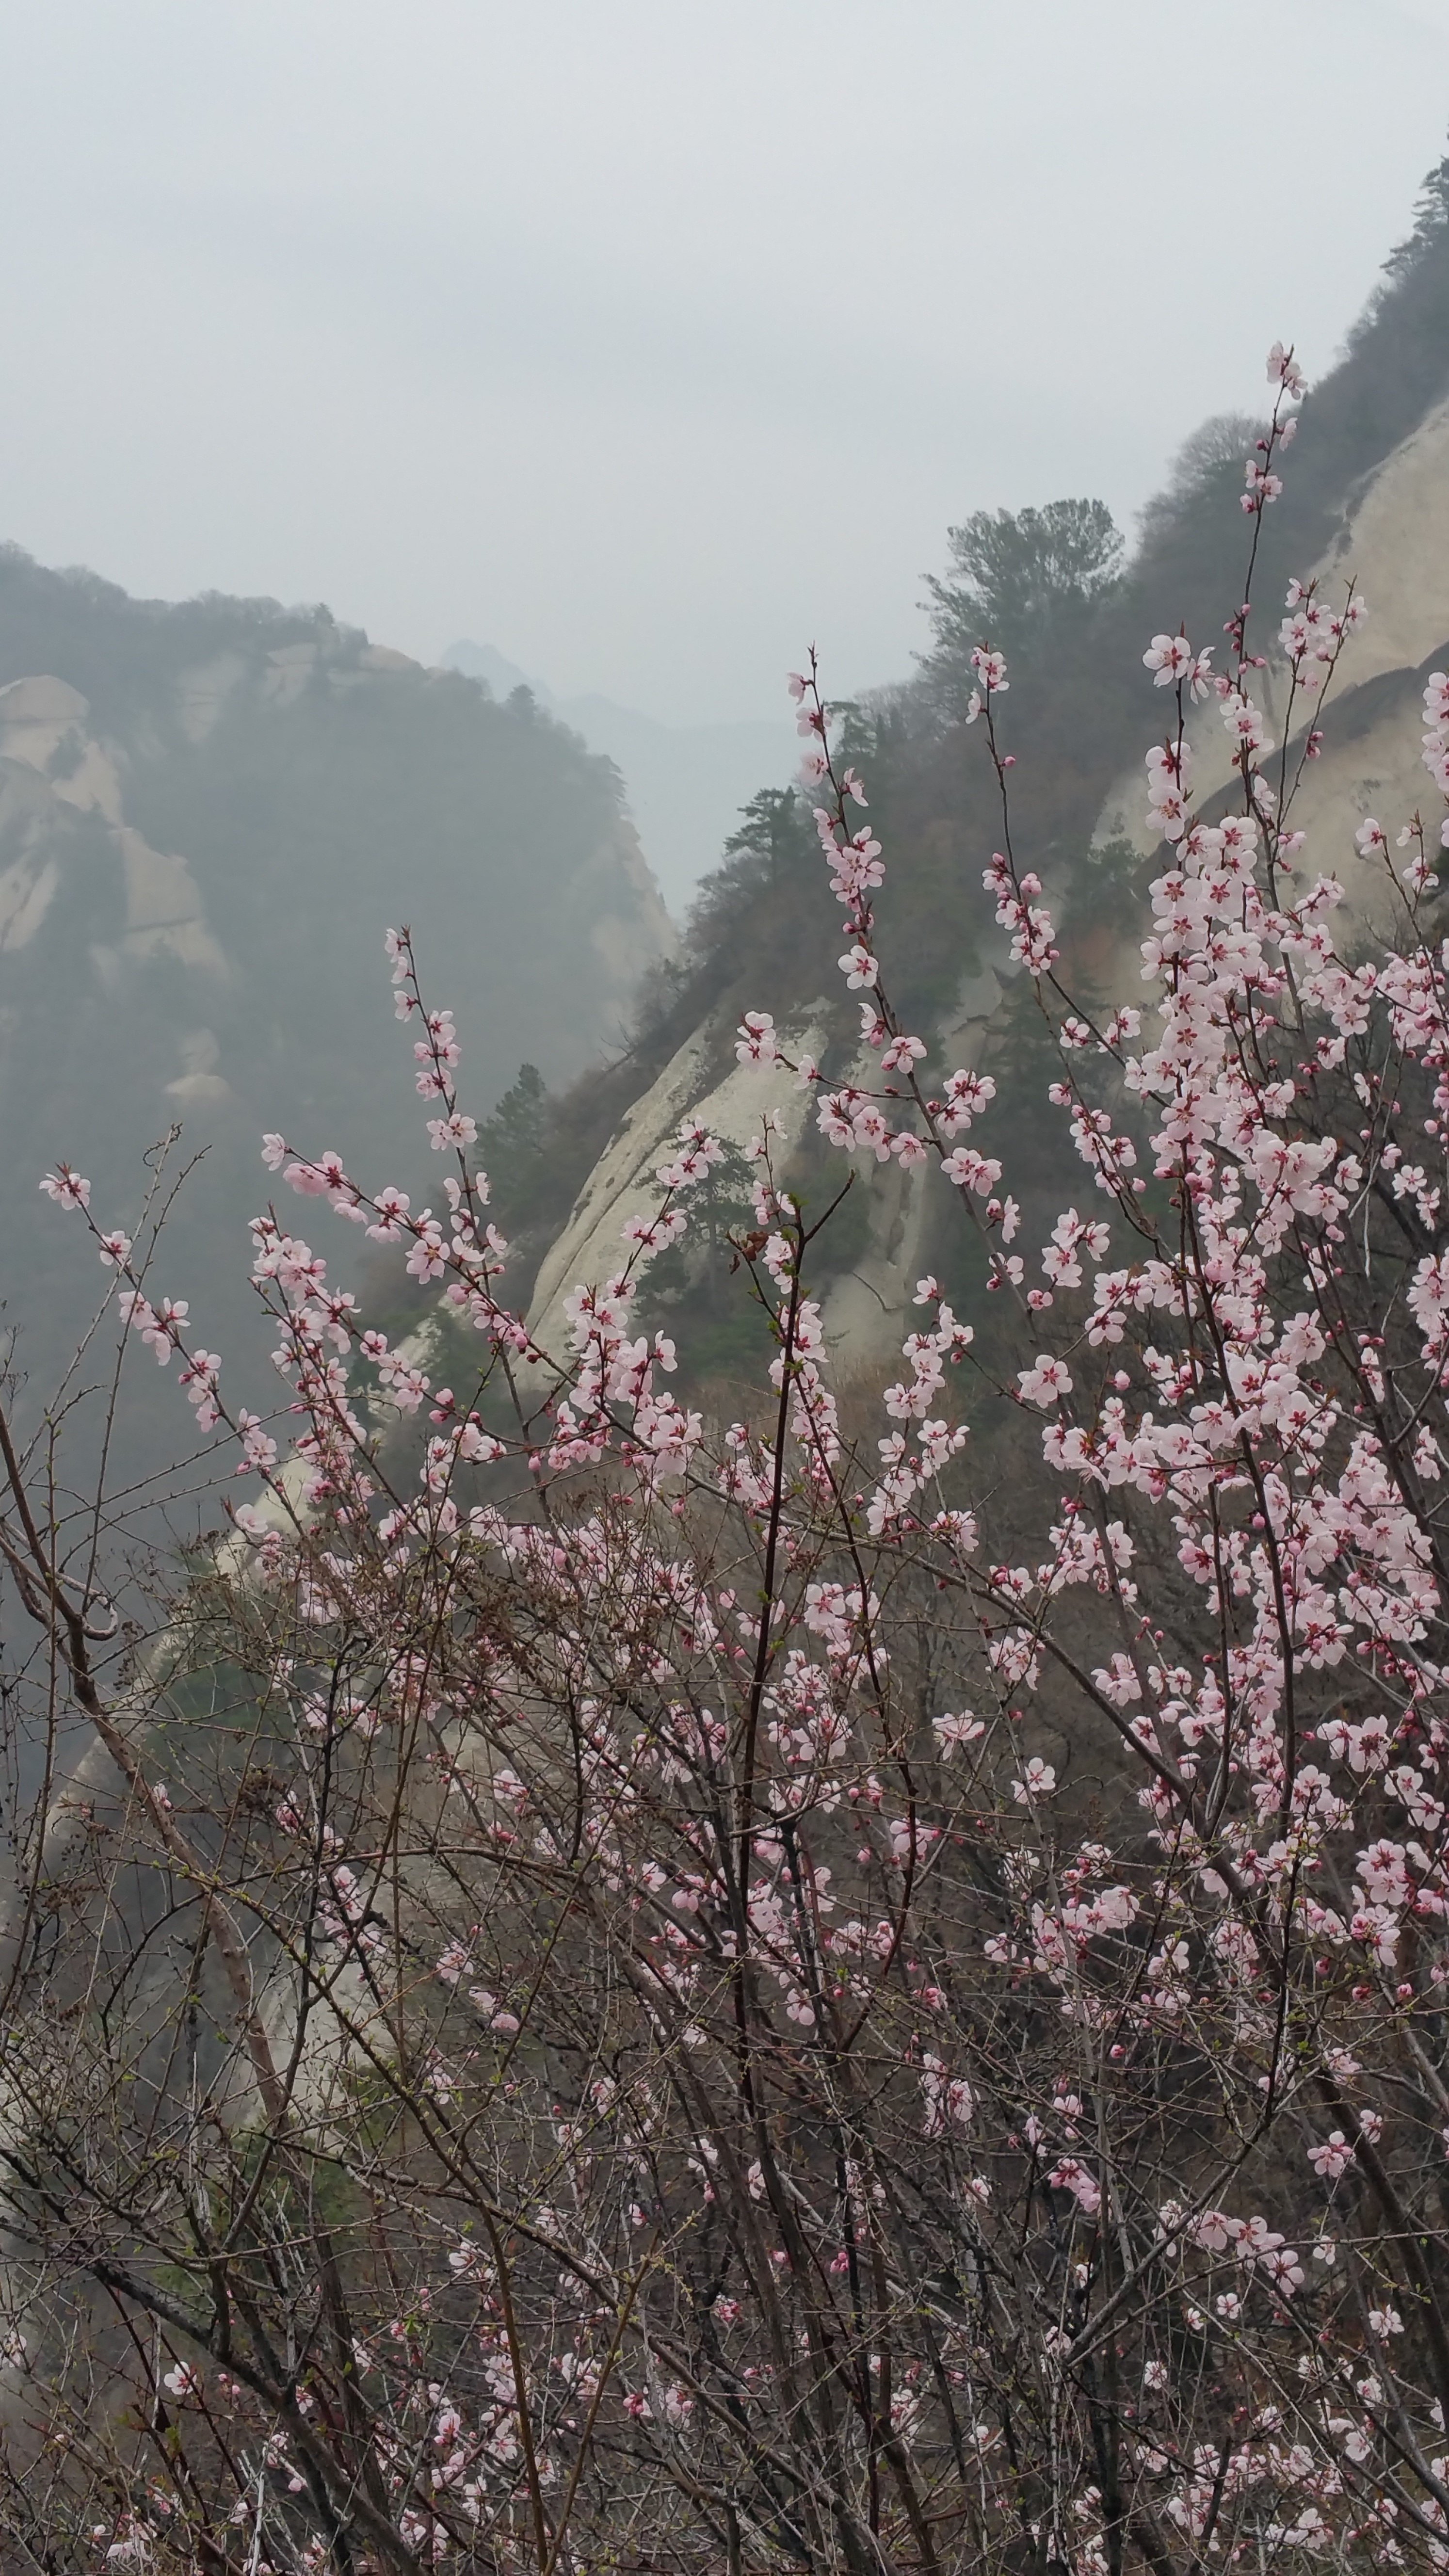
[[1307, 2131, 1354, 2181], [1242, 460, 1284, 513], [1267, 339, 1306, 397], [933, 1710, 984, 1757], [426, 1112, 479, 1151], [940, 1146, 1001, 1195], [1017, 1355, 1073, 1408], [736, 1010, 780, 1066], [1047, 2158, 1101, 2216], [1013, 1759, 1057, 1803], [1143, 632, 1193, 688], [367, 1185, 412, 1241]]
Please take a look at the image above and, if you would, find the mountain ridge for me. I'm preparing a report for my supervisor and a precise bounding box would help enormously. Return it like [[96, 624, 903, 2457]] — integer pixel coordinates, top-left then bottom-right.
[[0, 550, 672, 1465]]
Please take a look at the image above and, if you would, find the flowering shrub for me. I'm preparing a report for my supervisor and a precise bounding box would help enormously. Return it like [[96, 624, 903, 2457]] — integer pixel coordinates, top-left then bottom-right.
[[10, 341, 1449, 2574]]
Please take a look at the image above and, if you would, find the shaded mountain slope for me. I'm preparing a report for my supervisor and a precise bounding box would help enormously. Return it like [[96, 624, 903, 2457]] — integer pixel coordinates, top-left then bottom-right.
[[0, 553, 670, 1465]]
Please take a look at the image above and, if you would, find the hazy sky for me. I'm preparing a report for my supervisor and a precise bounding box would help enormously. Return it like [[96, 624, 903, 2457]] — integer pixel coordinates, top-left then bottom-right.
[[2, 2, 1448, 724]]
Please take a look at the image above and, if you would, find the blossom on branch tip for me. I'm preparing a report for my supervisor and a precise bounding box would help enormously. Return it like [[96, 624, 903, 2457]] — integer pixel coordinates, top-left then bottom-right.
[[234, 1411, 277, 1475], [1268, 339, 1306, 396], [366, 1187, 412, 1241]]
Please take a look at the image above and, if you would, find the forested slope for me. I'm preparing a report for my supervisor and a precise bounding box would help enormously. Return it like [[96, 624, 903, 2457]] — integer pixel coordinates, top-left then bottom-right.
[[0, 554, 670, 1462]]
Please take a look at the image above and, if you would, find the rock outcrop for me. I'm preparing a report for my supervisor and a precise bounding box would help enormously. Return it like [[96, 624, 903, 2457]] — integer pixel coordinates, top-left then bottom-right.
[[1094, 392, 1449, 902], [520, 402, 1449, 1375], [527, 1006, 829, 1365]]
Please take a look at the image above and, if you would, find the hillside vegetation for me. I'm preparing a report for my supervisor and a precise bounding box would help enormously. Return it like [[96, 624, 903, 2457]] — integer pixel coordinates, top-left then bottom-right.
[[0, 555, 670, 1461]]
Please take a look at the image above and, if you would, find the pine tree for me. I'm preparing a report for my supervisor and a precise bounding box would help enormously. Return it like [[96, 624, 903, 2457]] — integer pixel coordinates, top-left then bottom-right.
[[920, 497, 1123, 697], [1383, 143, 1449, 283]]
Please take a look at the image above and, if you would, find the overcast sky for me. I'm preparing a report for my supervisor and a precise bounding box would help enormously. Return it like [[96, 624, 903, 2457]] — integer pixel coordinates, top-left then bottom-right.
[[2, 1, 1448, 724]]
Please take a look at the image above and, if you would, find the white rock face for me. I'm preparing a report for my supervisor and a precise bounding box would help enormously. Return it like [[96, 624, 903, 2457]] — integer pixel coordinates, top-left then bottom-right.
[[0, 675, 226, 974], [531, 405, 1449, 1370], [820, 1152, 935, 1367], [527, 1007, 828, 1364], [358, 643, 420, 673], [114, 824, 229, 975], [814, 954, 1025, 1367], [584, 818, 676, 986], [164, 1028, 232, 1107], [0, 673, 89, 764], [1318, 394, 1449, 682], [175, 653, 246, 743], [1095, 397, 1449, 889]]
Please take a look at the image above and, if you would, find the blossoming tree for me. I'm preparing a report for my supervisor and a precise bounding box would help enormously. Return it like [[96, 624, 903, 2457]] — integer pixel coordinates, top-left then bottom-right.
[[8, 341, 1449, 2576]]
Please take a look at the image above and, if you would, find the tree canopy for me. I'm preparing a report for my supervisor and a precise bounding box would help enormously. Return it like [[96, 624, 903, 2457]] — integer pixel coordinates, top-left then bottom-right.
[[1383, 140, 1449, 282], [919, 495, 1123, 702]]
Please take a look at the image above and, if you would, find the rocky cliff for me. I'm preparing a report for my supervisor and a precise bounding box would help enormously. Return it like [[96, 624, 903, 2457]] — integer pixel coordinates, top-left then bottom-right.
[[0, 552, 672, 1449], [518, 229, 1449, 1383]]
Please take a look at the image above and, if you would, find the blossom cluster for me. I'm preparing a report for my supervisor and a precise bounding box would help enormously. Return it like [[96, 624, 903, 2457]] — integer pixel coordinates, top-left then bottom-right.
[[29, 335, 1449, 2576]]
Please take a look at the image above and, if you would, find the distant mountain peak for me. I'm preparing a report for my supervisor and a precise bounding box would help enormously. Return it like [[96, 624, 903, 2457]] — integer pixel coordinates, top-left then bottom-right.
[[440, 641, 793, 911], [441, 640, 556, 708]]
